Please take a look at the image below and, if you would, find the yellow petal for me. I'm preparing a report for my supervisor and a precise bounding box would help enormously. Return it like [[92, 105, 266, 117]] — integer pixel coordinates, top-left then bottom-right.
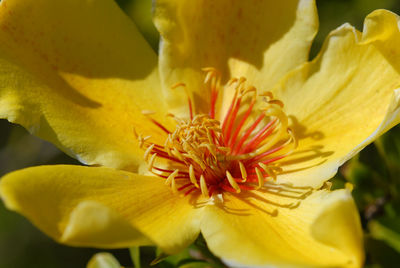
[[201, 189, 363, 267], [0, 165, 202, 252], [273, 10, 400, 187], [0, 0, 172, 171], [153, 0, 318, 115], [61, 201, 152, 248]]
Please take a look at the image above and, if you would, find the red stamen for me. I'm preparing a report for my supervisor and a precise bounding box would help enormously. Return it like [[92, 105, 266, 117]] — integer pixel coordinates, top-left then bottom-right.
[[220, 184, 238, 193], [228, 99, 255, 147], [153, 167, 188, 175], [208, 185, 218, 197], [178, 183, 193, 191], [210, 89, 218, 119], [239, 120, 276, 154], [250, 145, 285, 163], [221, 91, 238, 133], [184, 187, 197, 196], [224, 97, 242, 144], [239, 184, 255, 190], [149, 118, 171, 134], [233, 113, 265, 154], [260, 155, 286, 165], [151, 151, 185, 164], [188, 96, 194, 120]]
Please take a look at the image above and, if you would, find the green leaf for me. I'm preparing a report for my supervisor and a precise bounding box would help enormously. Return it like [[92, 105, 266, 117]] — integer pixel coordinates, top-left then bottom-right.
[[365, 235, 400, 268], [369, 217, 400, 253], [375, 125, 400, 167], [150, 251, 170, 266], [129, 247, 141, 268], [86, 253, 121, 268]]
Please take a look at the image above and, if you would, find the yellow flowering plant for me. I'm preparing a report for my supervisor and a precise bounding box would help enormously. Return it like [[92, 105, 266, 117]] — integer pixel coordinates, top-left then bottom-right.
[[1, 0, 400, 267]]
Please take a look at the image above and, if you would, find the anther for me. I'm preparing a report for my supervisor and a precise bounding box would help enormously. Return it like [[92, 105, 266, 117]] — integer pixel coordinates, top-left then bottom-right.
[[200, 175, 209, 197], [141, 110, 156, 115], [238, 161, 247, 182], [242, 86, 257, 96], [259, 162, 277, 180], [268, 99, 284, 108], [228, 78, 238, 85], [226, 171, 241, 193], [138, 135, 144, 148], [148, 153, 157, 171], [259, 91, 273, 99], [171, 82, 186, 89], [171, 148, 185, 161], [287, 128, 298, 149], [171, 176, 178, 194], [255, 167, 264, 189], [165, 169, 179, 185], [133, 127, 138, 139], [189, 165, 199, 188], [143, 144, 155, 161]]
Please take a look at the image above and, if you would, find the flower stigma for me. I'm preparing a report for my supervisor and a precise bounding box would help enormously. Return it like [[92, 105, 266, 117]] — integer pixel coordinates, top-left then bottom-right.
[[135, 68, 304, 200]]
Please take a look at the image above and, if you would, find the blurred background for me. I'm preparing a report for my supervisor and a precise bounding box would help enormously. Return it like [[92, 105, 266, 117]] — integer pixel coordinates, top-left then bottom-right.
[[2, 0, 400, 267]]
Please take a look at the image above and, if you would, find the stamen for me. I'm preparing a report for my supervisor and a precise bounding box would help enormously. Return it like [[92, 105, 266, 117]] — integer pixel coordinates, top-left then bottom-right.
[[171, 82, 194, 120], [255, 167, 264, 189], [143, 144, 155, 161], [136, 67, 306, 207], [226, 171, 241, 193], [200, 175, 209, 197], [267, 99, 284, 108], [238, 161, 247, 182], [165, 169, 179, 194], [148, 153, 157, 171], [165, 169, 179, 185], [141, 110, 156, 115], [259, 163, 277, 180], [148, 118, 171, 134], [171, 82, 186, 89], [189, 165, 199, 188]]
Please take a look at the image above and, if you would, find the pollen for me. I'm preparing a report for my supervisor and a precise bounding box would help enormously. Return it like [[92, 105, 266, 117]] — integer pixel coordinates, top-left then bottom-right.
[[136, 68, 306, 200]]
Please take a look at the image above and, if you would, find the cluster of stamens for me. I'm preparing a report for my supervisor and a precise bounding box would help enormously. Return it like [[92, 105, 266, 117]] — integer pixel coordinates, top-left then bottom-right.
[[135, 68, 303, 199]]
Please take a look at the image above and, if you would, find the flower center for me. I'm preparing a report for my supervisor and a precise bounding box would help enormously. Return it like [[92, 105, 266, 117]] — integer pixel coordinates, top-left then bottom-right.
[[136, 68, 298, 198]]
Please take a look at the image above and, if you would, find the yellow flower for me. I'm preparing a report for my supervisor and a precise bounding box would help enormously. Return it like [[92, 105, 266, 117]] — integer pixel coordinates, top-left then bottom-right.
[[1, 0, 400, 267]]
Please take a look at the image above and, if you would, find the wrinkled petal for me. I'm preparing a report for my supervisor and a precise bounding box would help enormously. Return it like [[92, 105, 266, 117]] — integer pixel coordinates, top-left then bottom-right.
[[201, 189, 363, 268], [0, 165, 202, 252], [153, 0, 318, 115], [0, 0, 172, 171], [273, 10, 400, 187]]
